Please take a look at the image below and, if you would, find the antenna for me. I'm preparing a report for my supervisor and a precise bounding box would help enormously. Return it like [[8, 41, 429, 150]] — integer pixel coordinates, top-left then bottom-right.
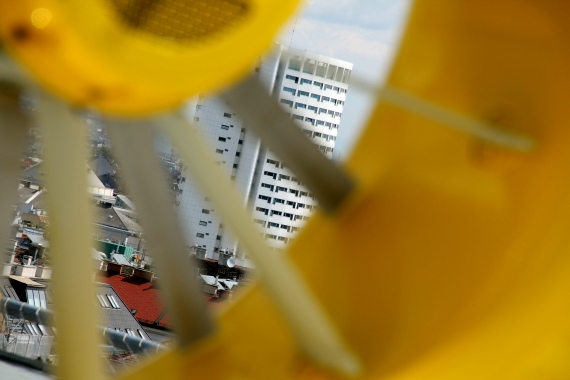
[[289, 17, 298, 49]]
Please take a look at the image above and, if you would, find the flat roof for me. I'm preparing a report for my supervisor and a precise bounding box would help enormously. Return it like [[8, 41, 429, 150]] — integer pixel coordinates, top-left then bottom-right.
[[8, 275, 46, 288]]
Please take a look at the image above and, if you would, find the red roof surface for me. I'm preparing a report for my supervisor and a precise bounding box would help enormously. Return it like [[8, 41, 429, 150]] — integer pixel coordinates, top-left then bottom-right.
[[96, 272, 229, 329], [96, 272, 171, 328]]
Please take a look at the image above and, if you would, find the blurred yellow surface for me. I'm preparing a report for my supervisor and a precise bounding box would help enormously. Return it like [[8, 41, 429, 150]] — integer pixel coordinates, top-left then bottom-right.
[[0, 0, 299, 115], [122, 1, 570, 378]]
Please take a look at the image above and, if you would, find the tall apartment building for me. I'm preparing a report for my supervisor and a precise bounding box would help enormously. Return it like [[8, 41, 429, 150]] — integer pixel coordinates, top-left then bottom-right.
[[175, 45, 352, 260]]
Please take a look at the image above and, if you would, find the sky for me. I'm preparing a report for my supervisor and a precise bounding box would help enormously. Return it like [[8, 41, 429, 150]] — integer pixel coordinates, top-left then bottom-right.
[[277, 0, 411, 159]]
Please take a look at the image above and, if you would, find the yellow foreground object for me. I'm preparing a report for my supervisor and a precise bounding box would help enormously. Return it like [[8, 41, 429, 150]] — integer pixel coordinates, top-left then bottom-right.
[[0, 0, 299, 115], [122, 1, 570, 378]]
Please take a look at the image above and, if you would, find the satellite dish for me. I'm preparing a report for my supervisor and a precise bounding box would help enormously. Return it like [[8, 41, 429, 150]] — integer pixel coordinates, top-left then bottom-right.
[[227, 257, 235, 268]]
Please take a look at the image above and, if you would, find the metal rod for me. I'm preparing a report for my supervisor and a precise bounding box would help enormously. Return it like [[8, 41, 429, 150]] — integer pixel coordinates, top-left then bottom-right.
[[0, 296, 164, 355], [0, 83, 29, 263], [159, 113, 361, 376], [348, 74, 536, 152], [35, 93, 104, 380], [222, 75, 356, 214], [106, 119, 214, 347]]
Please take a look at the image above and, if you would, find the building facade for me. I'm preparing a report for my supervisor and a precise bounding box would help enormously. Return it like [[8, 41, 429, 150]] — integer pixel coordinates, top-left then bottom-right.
[[175, 45, 352, 259]]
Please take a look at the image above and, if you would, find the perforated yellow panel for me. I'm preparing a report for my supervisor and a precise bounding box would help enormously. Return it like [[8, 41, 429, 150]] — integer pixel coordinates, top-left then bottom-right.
[[107, 0, 249, 42], [0, 0, 298, 115]]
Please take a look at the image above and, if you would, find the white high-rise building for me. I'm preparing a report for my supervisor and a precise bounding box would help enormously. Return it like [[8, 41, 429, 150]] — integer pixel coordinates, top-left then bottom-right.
[[175, 45, 352, 260]]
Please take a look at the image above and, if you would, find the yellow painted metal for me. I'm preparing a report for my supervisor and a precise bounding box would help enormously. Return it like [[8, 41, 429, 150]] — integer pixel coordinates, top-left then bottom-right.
[[37, 94, 103, 380], [160, 114, 360, 375], [0, 0, 299, 115], [122, 0, 570, 379]]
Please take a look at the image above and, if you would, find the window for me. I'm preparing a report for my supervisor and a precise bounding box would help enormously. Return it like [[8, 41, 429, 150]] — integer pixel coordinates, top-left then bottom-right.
[[342, 69, 351, 83], [310, 94, 321, 102], [298, 90, 309, 97], [288, 56, 302, 71], [289, 189, 299, 196], [319, 108, 327, 114], [216, 149, 223, 154], [269, 222, 279, 228], [258, 195, 272, 203], [97, 294, 110, 308], [280, 224, 290, 230], [335, 67, 344, 82], [218, 137, 226, 142], [295, 102, 306, 109], [328, 110, 334, 117], [313, 81, 323, 90], [283, 87, 296, 96], [285, 74, 299, 83], [316, 120, 324, 126], [326, 65, 338, 80], [271, 210, 282, 216], [315, 61, 327, 77], [107, 295, 120, 309], [202, 209, 210, 214], [292, 114, 304, 121], [235, 152, 240, 156], [238, 139, 243, 144], [303, 129, 313, 137], [221, 124, 229, 130], [199, 221, 207, 226], [297, 203, 306, 208], [300, 78, 312, 85], [265, 234, 277, 240], [216, 235, 221, 240], [314, 132, 322, 138], [322, 96, 330, 102], [308, 106, 318, 113], [324, 84, 333, 91], [261, 183, 274, 191], [277, 236, 289, 243], [305, 117, 315, 126], [256, 207, 269, 215], [273, 198, 285, 204], [287, 201, 296, 207], [279, 174, 290, 181], [276, 186, 287, 192], [223, 113, 231, 118], [280, 99, 293, 108], [233, 163, 238, 168], [267, 159, 280, 167], [302, 59, 316, 74], [264, 170, 277, 179], [325, 122, 331, 127], [292, 227, 300, 233], [138, 330, 146, 339], [196, 233, 204, 238]]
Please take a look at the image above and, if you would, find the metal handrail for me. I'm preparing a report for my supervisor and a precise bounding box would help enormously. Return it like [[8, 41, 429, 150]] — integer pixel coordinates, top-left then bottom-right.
[[0, 296, 165, 355]]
